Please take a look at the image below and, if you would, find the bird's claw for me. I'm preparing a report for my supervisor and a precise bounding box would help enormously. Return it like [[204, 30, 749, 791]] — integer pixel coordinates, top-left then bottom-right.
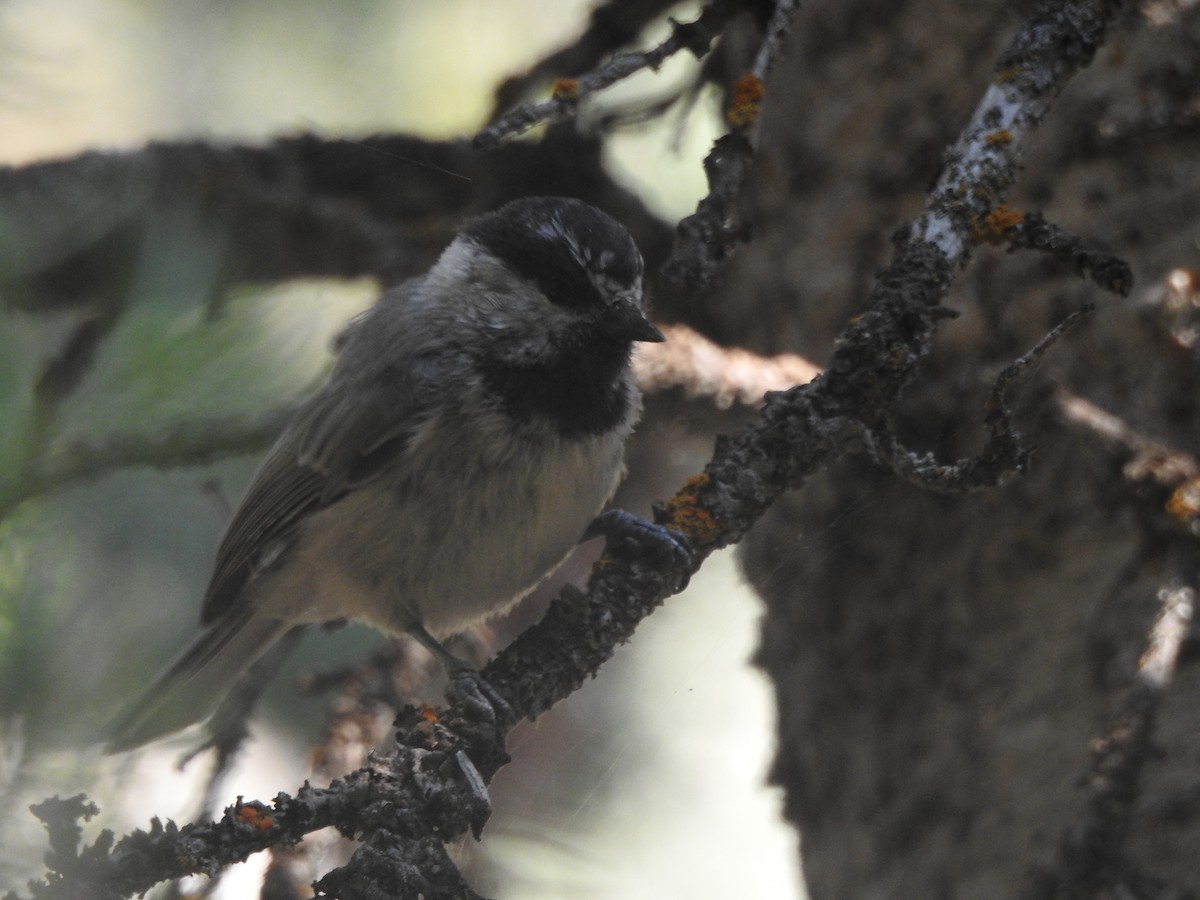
[[445, 663, 516, 731], [585, 509, 694, 591]]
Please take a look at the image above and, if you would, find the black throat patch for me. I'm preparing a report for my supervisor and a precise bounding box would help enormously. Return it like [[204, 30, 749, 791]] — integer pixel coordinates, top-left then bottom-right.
[[478, 337, 633, 440]]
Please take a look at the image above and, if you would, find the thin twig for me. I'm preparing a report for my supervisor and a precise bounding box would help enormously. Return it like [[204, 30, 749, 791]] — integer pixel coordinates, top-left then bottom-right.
[[473, 1, 738, 149], [989, 210, 1132, 296], [485, 0, 679, 124], [870, 305, 1096, 495], [1024, 583, 1195, 899], [659, 0, 806, 302], [634, 323, 821, 407], [751, 0, 800, 81], [1056, 389, 1200, 535]]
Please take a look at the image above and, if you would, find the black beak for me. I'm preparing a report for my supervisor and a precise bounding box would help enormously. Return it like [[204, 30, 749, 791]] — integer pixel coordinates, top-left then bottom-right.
[[625, 315, 665, 343], [607, 302, 665, 343]]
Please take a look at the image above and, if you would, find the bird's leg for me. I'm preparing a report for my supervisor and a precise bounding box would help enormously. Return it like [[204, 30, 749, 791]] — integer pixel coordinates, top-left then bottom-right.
[[584, 509, 694, 590], [407, 622, 515, 728]]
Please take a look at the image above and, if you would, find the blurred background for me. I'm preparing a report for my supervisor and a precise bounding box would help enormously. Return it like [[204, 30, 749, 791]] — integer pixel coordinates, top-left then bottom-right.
[[0, 1, 804, 897]]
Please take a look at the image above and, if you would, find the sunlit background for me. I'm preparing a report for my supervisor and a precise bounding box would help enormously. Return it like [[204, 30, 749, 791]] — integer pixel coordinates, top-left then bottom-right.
[[0, 2, 805, 897]]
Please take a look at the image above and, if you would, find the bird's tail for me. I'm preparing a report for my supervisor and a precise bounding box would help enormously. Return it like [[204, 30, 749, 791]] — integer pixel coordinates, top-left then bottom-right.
[[104, 610, 290, 753]]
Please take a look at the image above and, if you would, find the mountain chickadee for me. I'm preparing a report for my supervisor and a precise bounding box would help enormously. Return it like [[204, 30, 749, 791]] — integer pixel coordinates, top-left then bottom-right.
[[107, 196, 674, 751]]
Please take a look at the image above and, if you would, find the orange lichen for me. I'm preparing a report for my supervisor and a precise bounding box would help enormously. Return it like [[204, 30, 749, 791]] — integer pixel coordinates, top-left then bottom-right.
[[727, 74, 765, 129], [590, 555, 616, 577], [1166, 480, 1200, 524], [985, 129, 1013, 145], [970, 204, 1025, 245], [552, 78, 581, 101], [996, 68, 1020, 83], [237, 804, 274, 831], [659, 473, 721, 545]]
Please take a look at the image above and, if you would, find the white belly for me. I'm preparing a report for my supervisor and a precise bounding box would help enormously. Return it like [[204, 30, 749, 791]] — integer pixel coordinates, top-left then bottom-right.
[[252, 414, 626, 638]]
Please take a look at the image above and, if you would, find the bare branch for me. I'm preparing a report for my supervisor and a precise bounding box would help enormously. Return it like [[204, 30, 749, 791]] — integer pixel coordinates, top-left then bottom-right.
[[1056, 392, 1200, 483], [1139, 584, 1194, 690], [1056, 389, 1200, 536], [634, 323, 821, 407], [1024, 583, 1195, 899]]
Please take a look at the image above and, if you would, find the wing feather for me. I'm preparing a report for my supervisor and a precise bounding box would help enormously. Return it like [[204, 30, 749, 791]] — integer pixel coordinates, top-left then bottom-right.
[[200, 284, 436, 624], [200, 445, 327, 624]]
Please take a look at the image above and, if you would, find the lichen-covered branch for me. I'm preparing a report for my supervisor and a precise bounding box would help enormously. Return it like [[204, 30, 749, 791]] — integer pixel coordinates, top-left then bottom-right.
[[917, 0, 1124, 262], [478, 0, 805, 307], [676, 0, 1127, 549], [868, 304, 1096, 495], [8, 743, 493, 900], [659, 0, 801, 304], [473, 0, 741, 150], [484, 0, 680, 123], [977, 208, 1133, 295]]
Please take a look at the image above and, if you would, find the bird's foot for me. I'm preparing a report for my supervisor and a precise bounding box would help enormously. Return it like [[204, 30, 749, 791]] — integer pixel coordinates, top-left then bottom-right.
[[408, 623, 515, 730], [444, 660, 516, 731], [585, 509, 694, 591]]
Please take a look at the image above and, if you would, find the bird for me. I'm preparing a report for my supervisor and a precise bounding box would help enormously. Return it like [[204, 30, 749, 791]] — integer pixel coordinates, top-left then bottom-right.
[[105, 196, 673, 751]]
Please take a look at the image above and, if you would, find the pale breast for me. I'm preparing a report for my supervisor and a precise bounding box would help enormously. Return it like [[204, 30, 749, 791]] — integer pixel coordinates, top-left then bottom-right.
[[249, 411, 628, 639]]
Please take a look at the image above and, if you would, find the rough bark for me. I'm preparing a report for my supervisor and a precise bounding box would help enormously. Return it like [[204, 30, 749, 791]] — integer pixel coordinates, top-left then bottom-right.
[[731, 3, 1200, 897]]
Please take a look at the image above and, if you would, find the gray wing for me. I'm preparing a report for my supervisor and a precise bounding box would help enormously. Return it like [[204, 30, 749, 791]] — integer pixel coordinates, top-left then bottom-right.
[[199, 442, 326, 625], [200, 290, 436, 625]]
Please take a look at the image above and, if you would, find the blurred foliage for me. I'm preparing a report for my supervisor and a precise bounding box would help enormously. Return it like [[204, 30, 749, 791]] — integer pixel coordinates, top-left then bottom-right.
[[0, 277, 374, 736], [59, 279, 375, 439]]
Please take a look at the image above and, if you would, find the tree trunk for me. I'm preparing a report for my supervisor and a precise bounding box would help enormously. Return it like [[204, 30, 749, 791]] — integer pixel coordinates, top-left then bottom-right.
[[726, 2, 1200, 896]]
